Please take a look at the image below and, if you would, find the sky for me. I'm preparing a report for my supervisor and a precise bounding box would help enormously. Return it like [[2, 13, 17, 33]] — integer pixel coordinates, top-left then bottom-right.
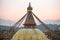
[[0, 0, 60, 22]]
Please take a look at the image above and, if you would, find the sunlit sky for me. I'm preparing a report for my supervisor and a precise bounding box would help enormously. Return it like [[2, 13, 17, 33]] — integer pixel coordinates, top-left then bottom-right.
[[0, 0, 60, 22]]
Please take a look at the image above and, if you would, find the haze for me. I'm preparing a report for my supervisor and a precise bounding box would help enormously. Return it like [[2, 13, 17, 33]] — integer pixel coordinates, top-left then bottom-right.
[[0, 0, 60, 22]]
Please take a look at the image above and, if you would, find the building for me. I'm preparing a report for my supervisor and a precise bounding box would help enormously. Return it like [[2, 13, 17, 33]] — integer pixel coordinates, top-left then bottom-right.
[[11, 3, 49, 40]]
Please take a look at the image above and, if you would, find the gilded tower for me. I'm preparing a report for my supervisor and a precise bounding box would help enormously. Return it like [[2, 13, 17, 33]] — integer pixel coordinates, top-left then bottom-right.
[[23, 3, 36, 28]]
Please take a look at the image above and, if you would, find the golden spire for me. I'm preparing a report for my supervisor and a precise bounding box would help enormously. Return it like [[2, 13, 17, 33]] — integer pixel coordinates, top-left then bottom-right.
[[27, 2, 32, 13], [24, 3, 36, 28]]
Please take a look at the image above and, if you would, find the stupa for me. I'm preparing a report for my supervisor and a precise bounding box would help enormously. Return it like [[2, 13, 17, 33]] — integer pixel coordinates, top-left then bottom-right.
[[11, 3, 49, 40]]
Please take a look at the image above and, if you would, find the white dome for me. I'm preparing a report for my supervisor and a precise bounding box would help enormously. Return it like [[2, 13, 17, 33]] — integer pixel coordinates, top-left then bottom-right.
[[11, 28, 49, 40]]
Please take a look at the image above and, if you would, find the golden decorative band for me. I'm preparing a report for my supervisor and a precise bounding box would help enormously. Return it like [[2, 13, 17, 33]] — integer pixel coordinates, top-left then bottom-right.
[[27, 10, 32, 12]]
